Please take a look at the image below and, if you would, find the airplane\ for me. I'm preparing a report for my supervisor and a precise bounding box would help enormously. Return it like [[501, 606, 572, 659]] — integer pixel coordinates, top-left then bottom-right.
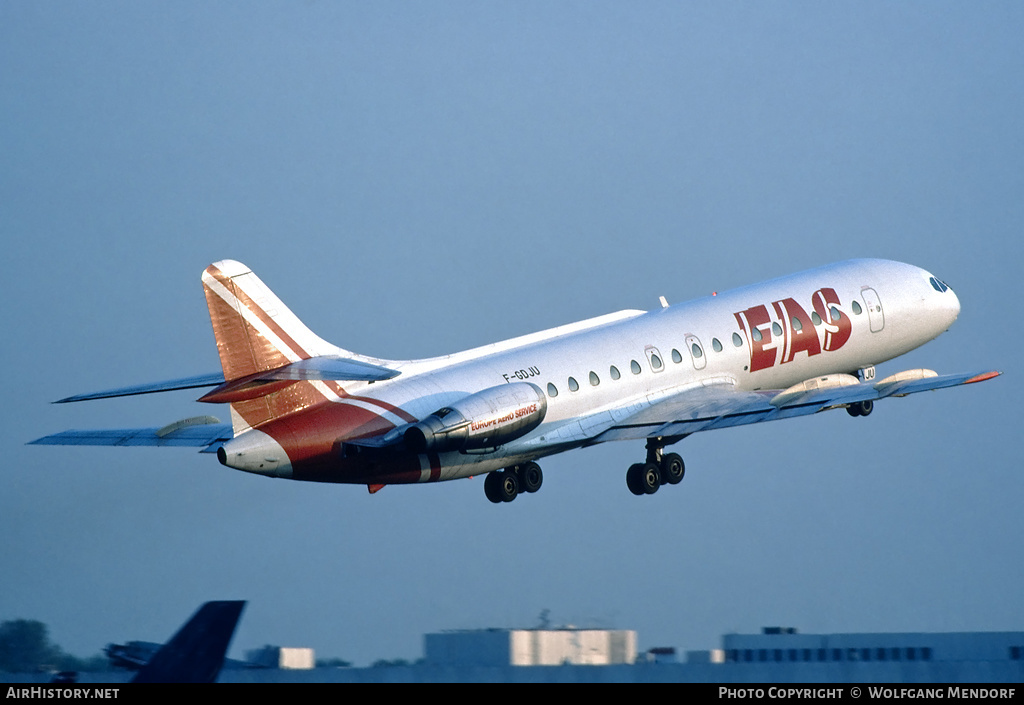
[[32, 258, 999, 503]]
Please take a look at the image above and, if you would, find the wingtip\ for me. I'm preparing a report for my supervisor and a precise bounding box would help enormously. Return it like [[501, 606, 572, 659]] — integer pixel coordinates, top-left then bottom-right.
[[964, 371, 1001, 385]]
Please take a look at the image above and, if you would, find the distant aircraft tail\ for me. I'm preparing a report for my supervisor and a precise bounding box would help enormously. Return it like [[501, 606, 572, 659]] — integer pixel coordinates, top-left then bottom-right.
[[132, 600, 245, 684]]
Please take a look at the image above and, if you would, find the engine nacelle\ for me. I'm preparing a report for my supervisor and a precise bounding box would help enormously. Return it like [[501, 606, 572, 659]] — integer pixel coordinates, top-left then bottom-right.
[[404, 382, 547, 453]]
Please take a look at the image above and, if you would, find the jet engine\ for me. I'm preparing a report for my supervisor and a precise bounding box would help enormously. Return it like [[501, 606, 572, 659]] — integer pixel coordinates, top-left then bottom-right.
[[403, 382, 547, 453]]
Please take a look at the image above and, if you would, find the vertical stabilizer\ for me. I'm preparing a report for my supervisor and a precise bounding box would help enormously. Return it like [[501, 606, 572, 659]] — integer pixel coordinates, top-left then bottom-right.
[[202, 260, 344, 380], [132, 600, 245, 684], [201, 260, 350, 433]]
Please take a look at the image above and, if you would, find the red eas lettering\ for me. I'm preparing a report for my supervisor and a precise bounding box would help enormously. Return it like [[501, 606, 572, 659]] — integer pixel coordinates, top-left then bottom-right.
[[734, 287, 851, 372]]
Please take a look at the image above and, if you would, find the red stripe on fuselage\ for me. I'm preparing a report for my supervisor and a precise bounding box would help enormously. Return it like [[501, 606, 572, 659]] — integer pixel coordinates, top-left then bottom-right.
[[260, 400, 396, 481], [320, 380, 419, 424], [427, 452, 442, 482]]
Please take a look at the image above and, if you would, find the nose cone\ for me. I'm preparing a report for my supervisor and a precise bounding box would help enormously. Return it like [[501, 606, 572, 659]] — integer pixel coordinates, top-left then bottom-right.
[[946, 286, 961, 324], [928, 274, 960, 330]]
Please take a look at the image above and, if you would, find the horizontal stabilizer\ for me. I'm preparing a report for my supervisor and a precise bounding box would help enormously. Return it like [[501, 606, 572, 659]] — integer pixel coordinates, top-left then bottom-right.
[[53, 357, 400, 404], [54, 373, 228, 404], [29, 420, 233, 453], [197, 357, 400, 404]]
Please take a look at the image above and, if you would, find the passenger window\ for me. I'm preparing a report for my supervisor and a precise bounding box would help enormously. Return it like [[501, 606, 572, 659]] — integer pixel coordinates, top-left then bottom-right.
[[547, 383, 558, 397], [732, 332, 744, 347], [830, 306, 842, 320], [671, 349, 683, 363], [751, 327, 763, 342], [589, 371, 600, 386], [811, 312, 822, 326], [851, 300, 863, 315], [609, 365, 621, 380], [772, 322, 783, 336], [568, 377, 579, 392], [712, 338, 723, 352], [650, 354, 663, 370], [630, 360, 642, 374], [691, 343, 703, 358], [790, 316, 802, 331]]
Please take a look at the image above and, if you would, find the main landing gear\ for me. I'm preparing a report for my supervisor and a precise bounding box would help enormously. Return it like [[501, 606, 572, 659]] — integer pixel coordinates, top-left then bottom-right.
[[626, 439, 685, 496], [484, 462, 543, 504]]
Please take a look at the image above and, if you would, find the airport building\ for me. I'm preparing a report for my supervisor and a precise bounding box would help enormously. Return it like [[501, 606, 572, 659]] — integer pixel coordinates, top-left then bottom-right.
[[4, 625, 1022, 683]]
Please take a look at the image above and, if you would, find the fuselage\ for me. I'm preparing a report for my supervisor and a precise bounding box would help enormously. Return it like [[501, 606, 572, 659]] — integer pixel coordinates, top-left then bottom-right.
[[219, 259, 961, 486]]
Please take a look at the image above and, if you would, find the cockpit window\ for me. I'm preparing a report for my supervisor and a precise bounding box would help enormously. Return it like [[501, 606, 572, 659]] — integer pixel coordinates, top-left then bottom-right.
[[930, 276, 949, 293]]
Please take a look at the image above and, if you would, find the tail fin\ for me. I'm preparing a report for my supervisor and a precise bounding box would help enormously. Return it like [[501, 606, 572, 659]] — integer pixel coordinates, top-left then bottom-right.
[[202, 260, 344, 380], [201, 260, 349, 433], [132, 600, 245, 684]]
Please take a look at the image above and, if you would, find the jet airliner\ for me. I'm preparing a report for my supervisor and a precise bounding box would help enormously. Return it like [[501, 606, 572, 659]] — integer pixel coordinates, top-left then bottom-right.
[[32, 259, 999, 503]]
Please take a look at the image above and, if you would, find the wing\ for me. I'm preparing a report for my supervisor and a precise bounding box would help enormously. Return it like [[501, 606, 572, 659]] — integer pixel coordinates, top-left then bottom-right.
[[529, 368, 1001, 448], [601, 368, 1001, 443]]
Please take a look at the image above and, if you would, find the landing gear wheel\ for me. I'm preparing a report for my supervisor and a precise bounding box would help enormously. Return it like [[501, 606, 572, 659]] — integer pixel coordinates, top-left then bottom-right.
[[847, 400, 874, 417], [639, 462, 661, 494], [626, 463, 647, 496], [627, 462, 661, 495], [484, 470, 520, 503], [517, 462, 543, 493], [661, 452, 685, 485]]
